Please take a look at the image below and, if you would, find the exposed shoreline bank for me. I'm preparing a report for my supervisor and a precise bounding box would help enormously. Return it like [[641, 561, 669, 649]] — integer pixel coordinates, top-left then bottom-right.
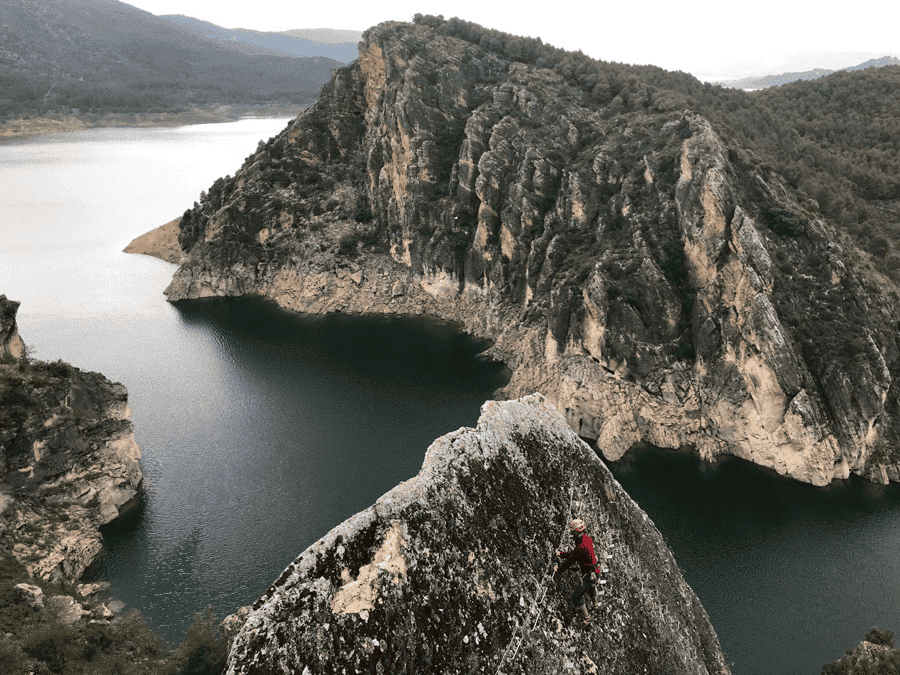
[[0, 103, 301, 141], [123, 219, 184, 265]]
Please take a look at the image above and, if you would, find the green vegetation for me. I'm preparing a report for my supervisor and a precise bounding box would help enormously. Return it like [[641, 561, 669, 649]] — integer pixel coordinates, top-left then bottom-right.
[[866, 628, 897, 648], [0, 0, 336, 122], [0, 549, 230, 675], [174, 608, 229, 675], [0, 369, 38, 432], [413, 15, 900, 284], [0, 358, 81, 457], [696, 68, 900, 281]]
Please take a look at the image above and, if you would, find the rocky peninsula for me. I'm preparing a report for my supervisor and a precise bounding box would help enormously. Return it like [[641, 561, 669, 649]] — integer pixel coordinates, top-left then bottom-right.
[[1, 294, 142, 589], [149, 17, 900, 486]]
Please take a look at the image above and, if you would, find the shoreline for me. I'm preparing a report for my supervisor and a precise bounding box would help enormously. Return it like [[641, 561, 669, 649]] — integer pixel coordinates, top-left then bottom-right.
[[123, 219, 184, 265], [0, 103, 303, 141]]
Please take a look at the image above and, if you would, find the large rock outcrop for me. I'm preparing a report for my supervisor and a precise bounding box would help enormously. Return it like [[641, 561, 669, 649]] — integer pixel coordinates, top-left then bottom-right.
[[822, 628, 899, 674], [1, 294, 26, 360], [224, 394, 730, 675], [0, 298, 143, 582], [158, 18, 900, 485]]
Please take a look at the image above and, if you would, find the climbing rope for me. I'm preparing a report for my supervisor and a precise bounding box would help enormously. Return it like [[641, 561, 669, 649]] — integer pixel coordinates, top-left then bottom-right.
[[494, 485, 576, 674], [495, 482, 614, 674]]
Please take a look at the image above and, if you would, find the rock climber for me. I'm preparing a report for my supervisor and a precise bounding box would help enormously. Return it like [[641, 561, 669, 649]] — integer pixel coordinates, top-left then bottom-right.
[[554, 518, 601, 626]]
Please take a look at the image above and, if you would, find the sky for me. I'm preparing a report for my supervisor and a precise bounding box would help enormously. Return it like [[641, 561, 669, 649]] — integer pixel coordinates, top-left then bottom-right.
[[124, 0, 899, 81]]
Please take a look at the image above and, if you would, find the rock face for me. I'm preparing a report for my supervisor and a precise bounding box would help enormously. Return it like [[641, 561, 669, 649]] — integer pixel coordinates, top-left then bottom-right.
[[161, 18, 900, 485], [0, 298, 143, 582], [1, 294, 26, 360], [822, 628, 899, 674], [224, 394, 730, 675]]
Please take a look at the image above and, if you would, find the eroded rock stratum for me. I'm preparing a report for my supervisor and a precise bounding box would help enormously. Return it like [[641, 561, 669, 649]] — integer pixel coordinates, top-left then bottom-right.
[[160, 19, 900, 485], [0, 296, 143, 582], [224, 394, 730, 675]]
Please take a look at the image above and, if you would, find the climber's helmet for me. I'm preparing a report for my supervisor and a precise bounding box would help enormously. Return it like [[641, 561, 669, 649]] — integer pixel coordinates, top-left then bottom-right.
[[570, 518, 586, 534]]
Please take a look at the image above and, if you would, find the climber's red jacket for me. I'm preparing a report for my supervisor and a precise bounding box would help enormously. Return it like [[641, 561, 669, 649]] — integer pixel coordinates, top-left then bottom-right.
[[557, 533, 599, 576]]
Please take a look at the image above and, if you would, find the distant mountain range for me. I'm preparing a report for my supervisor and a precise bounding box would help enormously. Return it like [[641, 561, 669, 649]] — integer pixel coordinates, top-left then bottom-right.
[[0, 0, 349, 120], [719, 56, 900, 89], [156, 15, 361, 64]]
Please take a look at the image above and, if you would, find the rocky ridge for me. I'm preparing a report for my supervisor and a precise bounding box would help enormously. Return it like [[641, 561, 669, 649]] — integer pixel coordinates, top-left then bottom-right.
[[0, 297, 143, 583], [159, 18, 900, 486], [223, 394, 730, 675]]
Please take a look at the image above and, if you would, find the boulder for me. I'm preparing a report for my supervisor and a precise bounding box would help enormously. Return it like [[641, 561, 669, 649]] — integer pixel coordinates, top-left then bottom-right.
[[46, 595, 87, 625], [14, 583, 44, 609]]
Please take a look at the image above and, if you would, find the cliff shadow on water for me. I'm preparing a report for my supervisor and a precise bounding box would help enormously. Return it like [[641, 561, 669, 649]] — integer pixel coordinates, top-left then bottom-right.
[[609, 443, 900, 675], [82, 295, 510, 645], [165, 16, 900, 488], [170, 296, 509, 394]]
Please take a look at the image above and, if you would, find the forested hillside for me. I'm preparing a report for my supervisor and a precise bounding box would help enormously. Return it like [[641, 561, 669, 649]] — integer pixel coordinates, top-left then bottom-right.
[[156, 15, 361, 63], [718, 55, 900, 90], [412, 15, 900, 284], [645, 65, 900, 282], [0, 0, 340, 119]]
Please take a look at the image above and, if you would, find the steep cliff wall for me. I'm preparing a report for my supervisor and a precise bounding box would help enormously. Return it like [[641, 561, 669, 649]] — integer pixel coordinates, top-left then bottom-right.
[[0, 298, 143, 582], [223, 394, 730, 675], [161, 19, 900, 485], [1, 295, 26, 360]]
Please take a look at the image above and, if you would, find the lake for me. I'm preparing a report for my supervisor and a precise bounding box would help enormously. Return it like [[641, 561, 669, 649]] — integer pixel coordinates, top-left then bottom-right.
[[2, 121, 898, 675]]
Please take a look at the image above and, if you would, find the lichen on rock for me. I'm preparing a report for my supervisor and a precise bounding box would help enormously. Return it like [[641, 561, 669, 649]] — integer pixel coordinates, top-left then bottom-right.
[[224, 395, 730, 675]]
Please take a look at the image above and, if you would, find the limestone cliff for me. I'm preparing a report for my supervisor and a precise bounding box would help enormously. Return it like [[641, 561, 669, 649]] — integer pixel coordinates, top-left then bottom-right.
[[0, 298, 143, 582], [224, 394, 730, 675], [160, 18, 900, 485], [1, 295, 26, 360]]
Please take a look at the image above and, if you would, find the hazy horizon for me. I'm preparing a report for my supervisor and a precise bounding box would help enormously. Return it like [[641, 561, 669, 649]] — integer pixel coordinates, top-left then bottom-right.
[[121, 0, 898, 83]]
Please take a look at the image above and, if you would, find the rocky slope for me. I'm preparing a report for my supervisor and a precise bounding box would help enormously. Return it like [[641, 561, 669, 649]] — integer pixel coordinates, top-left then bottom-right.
[[0, 295, 26, 361], [160, 18, 900, 486], [223, 394, 730, 675], [822, 628, 899, 674], [0, 297, 143, 583]]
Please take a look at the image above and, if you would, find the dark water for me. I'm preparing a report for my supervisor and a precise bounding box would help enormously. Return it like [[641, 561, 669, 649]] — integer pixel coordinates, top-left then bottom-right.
[[84, 297, 508, 643], [3, 123, 900, 674], [609, 446, 900, 675]]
